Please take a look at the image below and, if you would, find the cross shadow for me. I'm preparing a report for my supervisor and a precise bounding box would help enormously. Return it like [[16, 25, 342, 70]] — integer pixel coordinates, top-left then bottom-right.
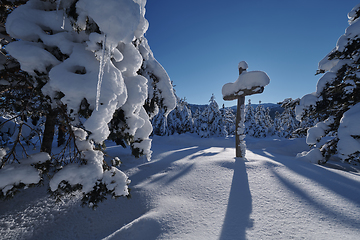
[[219, 158, 253, 240]]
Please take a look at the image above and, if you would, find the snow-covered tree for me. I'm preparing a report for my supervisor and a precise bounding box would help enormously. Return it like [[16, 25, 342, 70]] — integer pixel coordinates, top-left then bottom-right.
[[253, 101, 268, 138], [296, 4, 360, 164], [197, 94, 227, 138], [192, 108, 201, 134], [276, 98, 299, 138], [0, 0, 47, 152], [197, 106, 211, 138], [220, 105, 235, 136], [294, 112, 316, 138], [151, 95, 192, 136], [108, 38, 175, 157], [1, 0, 175, 206], [168, 97, 193, 134], [151, 108, 169, 136], [273, 111, 282, 134], [244, 99, 256, 136], [178, 98, 194, 133], [264, 107, 274, 135]]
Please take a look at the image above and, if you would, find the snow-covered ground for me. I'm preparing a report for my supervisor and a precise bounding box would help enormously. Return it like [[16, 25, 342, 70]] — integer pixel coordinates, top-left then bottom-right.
[[1, 134, 360, 240]]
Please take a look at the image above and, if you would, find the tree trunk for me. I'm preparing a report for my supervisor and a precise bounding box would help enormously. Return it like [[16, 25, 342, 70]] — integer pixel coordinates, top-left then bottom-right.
[[57, 123, 66, 147], [41, 109, 58, 154]]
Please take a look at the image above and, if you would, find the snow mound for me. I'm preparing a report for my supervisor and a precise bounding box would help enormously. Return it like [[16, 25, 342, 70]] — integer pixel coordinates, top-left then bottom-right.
[[296, 148, 323, 163]]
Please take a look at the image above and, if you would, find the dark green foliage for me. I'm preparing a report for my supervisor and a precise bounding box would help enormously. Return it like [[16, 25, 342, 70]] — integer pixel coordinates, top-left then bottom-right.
[[50, 180, 83, 203], [108, 109, 133, 148], [0, 179, 45, 201], [81, 181, 111, 209], [50, 176, 130, 209], [78, 98, 93, 119], [0, 182, 27, 201], [130, 140, 144, 159]]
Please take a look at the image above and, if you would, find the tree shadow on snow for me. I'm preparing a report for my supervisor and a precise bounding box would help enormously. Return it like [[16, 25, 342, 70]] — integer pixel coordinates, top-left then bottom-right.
[[251, 148, 360, 230], [189, 151, 221, 160], [128, 136, 230, 187], [219, 157, 253, 240], [127, 145, 203, 186]]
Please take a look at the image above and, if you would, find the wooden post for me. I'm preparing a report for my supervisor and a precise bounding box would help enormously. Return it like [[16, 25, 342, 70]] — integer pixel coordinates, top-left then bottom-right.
[[223, 64, 268, 158], [236, 96, 245, 157]]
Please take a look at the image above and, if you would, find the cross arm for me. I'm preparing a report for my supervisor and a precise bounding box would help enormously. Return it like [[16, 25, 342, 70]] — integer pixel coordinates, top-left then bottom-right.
[[223, 85, 264, 101]]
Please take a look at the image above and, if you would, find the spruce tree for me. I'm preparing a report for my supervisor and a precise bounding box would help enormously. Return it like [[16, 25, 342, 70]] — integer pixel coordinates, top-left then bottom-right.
[[296, 4, 360, 164], [244, 99, 256, 136], [151, 108, 168, 136], [253, 101, 268, 138], [197, 94, 227, 138], [192, 108, 201, 135], [173, 97, 193, 134], [0, 0, 45, 150], [220, 105, 235, 136], [278, 98, 300, 138], [273, 111, 282, 135]]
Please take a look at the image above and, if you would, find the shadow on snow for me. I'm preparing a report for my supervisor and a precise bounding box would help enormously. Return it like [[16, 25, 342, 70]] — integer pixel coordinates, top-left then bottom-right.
[[219, 157, 253, 240], [250, 146, 360, 230]]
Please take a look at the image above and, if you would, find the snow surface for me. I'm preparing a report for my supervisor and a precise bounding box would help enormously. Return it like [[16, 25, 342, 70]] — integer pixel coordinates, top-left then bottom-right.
[[1, 134, 360, 240]]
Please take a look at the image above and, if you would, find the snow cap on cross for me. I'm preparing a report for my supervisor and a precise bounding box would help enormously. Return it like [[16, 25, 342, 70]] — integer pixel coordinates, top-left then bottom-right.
[[238, 61, 248, 71]]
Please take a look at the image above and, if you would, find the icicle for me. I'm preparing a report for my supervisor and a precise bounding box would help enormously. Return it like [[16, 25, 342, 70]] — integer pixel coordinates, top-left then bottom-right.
[[96, 35, 107, 111], [55, 0, 66, 30], [61, 8, 66, 30]]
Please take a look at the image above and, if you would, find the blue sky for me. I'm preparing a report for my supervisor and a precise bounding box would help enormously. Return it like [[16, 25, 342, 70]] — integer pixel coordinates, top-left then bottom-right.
[[145, 1, 359, 107]]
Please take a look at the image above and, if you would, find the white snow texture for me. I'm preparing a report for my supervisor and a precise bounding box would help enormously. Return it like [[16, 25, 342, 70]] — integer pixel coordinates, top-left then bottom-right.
[[1, 135, 360, 239]]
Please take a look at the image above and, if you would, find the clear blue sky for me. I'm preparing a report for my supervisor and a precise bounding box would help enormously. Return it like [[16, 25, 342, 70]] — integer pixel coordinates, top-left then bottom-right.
[[145, 0, 359, 107]]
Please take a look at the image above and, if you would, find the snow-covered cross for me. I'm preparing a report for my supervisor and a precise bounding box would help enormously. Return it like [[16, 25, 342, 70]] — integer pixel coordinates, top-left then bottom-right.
[[222, 61, 270, 158]]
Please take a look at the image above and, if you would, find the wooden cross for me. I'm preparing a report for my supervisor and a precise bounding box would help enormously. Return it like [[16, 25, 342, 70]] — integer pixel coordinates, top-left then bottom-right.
[[223, 64, 266, 158]]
